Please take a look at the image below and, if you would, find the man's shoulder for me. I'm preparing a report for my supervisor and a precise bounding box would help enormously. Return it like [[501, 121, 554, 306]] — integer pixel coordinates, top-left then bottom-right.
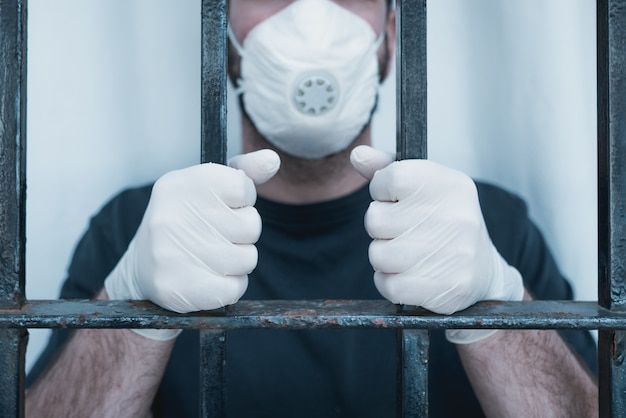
[[474, 181, 533, 262], [86, 183, 154, 246], [474, 181, 531, 232], [104, 183, 154, 210], [95, 183, 153, 222], [475, 181, 528, 217]]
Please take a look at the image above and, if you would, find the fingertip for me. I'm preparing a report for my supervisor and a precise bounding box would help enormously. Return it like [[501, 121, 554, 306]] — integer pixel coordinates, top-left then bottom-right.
[[228, 149, 281, 185], [252, 149, 281, 184], [350, 145, 395, 180]]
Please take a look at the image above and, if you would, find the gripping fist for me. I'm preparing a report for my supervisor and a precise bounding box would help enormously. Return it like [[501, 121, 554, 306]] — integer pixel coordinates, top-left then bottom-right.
[[350, 146, 524, 344], [104, 149, 280, 340]]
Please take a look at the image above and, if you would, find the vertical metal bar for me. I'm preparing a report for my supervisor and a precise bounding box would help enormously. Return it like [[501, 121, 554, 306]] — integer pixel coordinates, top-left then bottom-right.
[[0, 329, 27, 418], [0, 0, 27, 416], [200, 0, 228, 416], [597, 0, 626, 311], [396, 0, 427, 160], [0, 0, 26, 308], [396, 0, 429, 415], [397, 329, 429, 418], [597, 0, 626, 416], [599, 331, 626, 417], [200, 330, 226, 418], [201, 0, 228, 165]]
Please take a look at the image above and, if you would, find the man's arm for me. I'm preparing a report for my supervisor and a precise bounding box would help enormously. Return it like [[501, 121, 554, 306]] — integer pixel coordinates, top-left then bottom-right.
[[27, 152, 281, 416], [457, 290, 598, 417], [350, 146, 598, 415], [26, 289, 175, 418]]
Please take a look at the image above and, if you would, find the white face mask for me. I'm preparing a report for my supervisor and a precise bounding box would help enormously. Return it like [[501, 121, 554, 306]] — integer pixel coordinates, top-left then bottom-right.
[[229, 0, 385, 160]]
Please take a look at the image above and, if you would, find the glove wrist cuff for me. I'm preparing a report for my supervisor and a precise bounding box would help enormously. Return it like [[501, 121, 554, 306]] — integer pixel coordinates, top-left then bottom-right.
[[131, 328, 182, 341], [446, 257, 525, 345], [104, 250, 182, 341]]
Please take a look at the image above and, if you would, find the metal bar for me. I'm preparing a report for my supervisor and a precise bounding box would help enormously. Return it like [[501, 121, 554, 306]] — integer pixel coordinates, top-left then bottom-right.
[[0, 0, 27, 416], [201, 0, 228, 165], [1, 299, 624, 330], [0, 0, 26, 308], [599, 330, 626, 417], [597, 0, 626, 311], [597, 0, 626, 415], [397, 329, 429, 418], [396, 0, 429, 413], [396, 0, 427, 160], [0, 329, 26, 417], [200, 1, 228, 416], [200, 330, 226, 418]]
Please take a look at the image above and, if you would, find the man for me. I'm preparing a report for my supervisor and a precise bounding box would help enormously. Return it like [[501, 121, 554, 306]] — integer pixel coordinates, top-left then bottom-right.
[[26, 0, 598, 416]]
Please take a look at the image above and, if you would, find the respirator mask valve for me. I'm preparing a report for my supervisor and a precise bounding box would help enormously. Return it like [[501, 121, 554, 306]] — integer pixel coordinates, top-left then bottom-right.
[[293, 72, 339, 116]]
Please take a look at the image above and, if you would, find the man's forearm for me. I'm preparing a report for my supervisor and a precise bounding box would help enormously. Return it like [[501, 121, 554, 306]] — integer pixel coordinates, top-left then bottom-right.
[[26, 289, 175, 418], [457, 290, 598, 417]]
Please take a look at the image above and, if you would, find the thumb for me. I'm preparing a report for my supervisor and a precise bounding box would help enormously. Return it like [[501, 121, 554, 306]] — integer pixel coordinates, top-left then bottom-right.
[[350, 145, 395, 180], [228, 149, 281, 185]]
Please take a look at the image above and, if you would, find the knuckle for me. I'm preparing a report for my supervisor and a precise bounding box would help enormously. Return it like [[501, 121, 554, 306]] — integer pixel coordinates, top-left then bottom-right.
[[363, 207, 379, 236], [233, 244, 259, 274], [365, 202, 391, 238], [237, 207, 262, 241], [152, 172, 175, 194], [368, 240, 390, 272], [224, 276, 249, 301], [387, 163, 413, 200], [374, 272, 402, 304]]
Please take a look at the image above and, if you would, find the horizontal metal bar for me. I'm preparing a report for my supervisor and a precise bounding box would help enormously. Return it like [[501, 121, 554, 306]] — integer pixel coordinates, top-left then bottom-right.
[[1, 299, 625, 330]]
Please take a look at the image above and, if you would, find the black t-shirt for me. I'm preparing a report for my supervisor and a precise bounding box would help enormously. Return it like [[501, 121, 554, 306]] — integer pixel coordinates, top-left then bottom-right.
[[28, 182, 597, 417]]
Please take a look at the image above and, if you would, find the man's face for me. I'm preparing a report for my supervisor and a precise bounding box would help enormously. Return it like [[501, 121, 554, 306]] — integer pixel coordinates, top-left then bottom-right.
[[228, 0, 396, 82], [229, 0, 390, 42]]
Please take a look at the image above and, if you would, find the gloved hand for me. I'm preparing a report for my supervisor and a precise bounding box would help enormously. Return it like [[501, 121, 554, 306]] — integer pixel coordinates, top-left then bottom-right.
[[104, 149, 281, 340], [350, 145, 524, 344]]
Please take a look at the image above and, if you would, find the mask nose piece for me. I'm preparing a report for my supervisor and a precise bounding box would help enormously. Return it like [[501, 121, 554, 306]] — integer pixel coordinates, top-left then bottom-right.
[[292, 72, 339, 116]]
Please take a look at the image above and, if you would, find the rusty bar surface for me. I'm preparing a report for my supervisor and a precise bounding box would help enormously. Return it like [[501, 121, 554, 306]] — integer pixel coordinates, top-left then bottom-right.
[[396, 1, 429, 415], [396, 0, 427, 160], [597, 0, 626, 311], [599, 330, 626, 417], [200, 330, 226, 418], [0, 329, 26, 417], [0, 0, 26, 308], [0, 299, 623, 330], [597, 0, 626, 416], [397, 329, 429, 418], [0, 0, 27, 416], [201, 0, 228, 165], [200, 1, 228, 416]]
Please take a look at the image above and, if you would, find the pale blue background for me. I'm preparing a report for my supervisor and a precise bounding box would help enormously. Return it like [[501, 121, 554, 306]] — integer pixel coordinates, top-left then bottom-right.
[[25, 0, 597, 371]]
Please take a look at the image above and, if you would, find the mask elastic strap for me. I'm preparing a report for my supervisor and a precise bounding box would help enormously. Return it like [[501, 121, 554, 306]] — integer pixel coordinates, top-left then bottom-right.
[[227, 24, 245, 57], [227, 24, 245, 94], [372, 28, 386, 52]]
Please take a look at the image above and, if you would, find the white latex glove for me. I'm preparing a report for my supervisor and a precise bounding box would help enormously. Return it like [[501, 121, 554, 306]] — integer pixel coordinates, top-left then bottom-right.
[[350, 145, 524, 344], [104, 149, 281, 340]]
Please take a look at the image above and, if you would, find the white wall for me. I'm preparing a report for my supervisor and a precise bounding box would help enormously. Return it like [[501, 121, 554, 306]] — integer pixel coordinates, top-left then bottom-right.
[[25, 0, 597, 372]]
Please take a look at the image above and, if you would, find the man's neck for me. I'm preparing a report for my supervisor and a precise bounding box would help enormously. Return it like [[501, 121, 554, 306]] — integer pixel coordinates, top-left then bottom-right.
[[240, 115, 370, 204]]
